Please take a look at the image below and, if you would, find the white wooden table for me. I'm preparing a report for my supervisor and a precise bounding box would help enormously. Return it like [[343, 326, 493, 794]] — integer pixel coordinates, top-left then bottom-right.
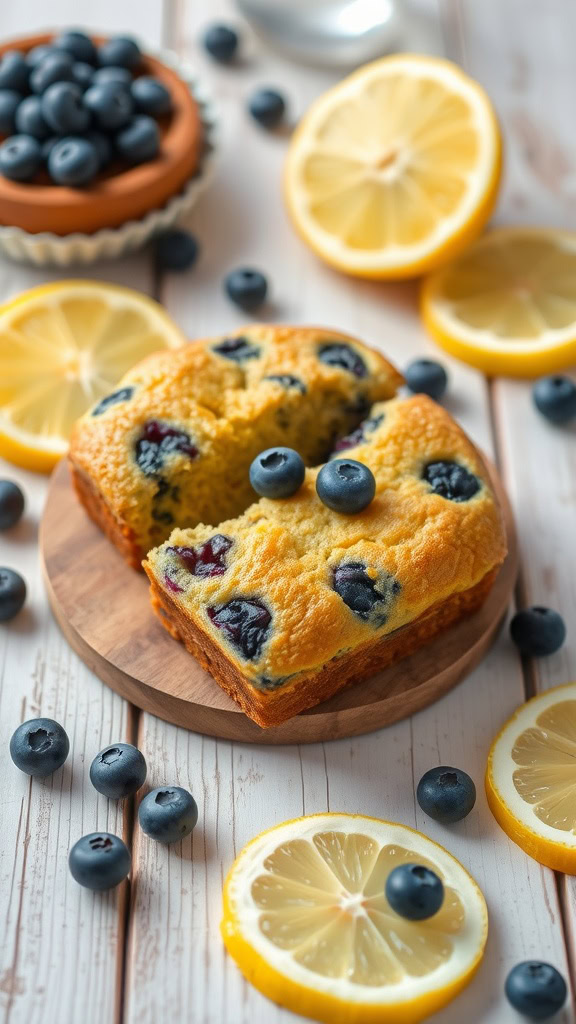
[[0, 2, 575, 1022]]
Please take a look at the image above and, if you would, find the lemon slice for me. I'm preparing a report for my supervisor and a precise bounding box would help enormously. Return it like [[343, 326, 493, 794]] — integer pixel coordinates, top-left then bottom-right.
[[487, 682, 576, 873], [0, 280, 185, 472], [285, 54, 501, 279], [421, 228, 576, 376], [222, 813, 487, 1024]]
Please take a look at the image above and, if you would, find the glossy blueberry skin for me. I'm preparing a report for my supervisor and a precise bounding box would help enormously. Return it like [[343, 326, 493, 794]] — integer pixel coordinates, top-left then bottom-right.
[[405, 358, 448, 401], [93, 65, 133, 87], [14, 95, 50, 139], [505, 962, 567, 1020], [533, 375, 576, 425], [248, 87, 286, 129], [84, 80, 133, 130], [131, 75, 172, 116], [0, 567, 26, 621], [85, 129, 112, 169], [41, 82, 90, 134], [225, 268, 268, 312], [250, 447, 305, 499], [10, 718, 69, 777], [98, 36, 141, 71], [203, 24, 239, 63], [26, 44, 55, 69], [510, 606, 566, 657], [138, 786, 198, 843], [154, 229, 199, 271], [90, 742, 147, 799], [0, 89, 21, 134], [385, 863, 444, 921], [54, 30, 97, 65], [71, 61, 95, 90], [48, 136, 99, 186], [69, 833, 131, 890], [115, 114, 159, 163], [316, 458, 376, 514], [417, 766, 476, 824], [30, 51, 75, 93], [0, 135, 42, 182], [0, 480, 25, 530], [0, 51, 29, 93]]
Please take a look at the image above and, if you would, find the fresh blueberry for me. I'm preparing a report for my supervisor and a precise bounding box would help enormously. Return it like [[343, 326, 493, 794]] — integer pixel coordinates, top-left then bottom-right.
[[505, 962, 567, 1020], [0, 480, 24, 530], [48, 136, 99, 186], [10, 718, 69, 777], [0, 89, 21, 134], [41, 82, 90, 134], [14, 95, 50, 139], [115, 114, 159, 163], [316, 458, 376, 514], [423, 460, 480, 502], [248, 87, 286, 129], [85, 129, 112, 169], [54, 30, 97, 65], [154, 229, 199, 271], [225, 268, 268, 312], [0, 135, 42, 182], [135, 420, 198, 476], [405, 358, 448, 401], [533, 375, 576, 425], [166, 535, 233, 586], [510, 606, 566, 657], [250, 447, 305, 499], [207, 598, 272, 660], [30, 51, 75, 93], [417, 766, 476, 823], [333, 414, 384, 453], [93, 65, 133, 87], [263, 374, 306, 393], [84, 80, 133, 130], [203, 24, 239, 63], [98, 36, 141, 71], [0, 567, 26, 621], [318, 342, 367, 378], [0, 51, 29, 93], [71, 61, 95, 90], [69, 832, 131, 890], [333, 563, 399, 625], [212, 336, 260, 362], [91, 386, 134, 416], [385, 863, 444, 921], [138, 786, 198, 843], [90, 742, 147, 799], [131, 75, 172, 116], [26, 44, 55, 69]]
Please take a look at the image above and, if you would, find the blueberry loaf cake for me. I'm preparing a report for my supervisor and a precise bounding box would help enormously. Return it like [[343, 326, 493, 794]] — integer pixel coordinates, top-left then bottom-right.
[[69, 326, 403, 568], [144, 393, 507, 728]]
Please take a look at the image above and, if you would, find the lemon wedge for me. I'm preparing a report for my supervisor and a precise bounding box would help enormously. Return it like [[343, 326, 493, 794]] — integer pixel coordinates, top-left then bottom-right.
[[487, 682, 576, 873], [285, 54, 501, 279], [222, 813, 488, 1024], [0, 280, 185, 472], [421, 228, 576, 376]]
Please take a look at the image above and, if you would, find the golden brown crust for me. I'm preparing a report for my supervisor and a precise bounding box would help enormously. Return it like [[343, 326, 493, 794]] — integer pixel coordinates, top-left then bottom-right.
[[70, 463, 142, 570]]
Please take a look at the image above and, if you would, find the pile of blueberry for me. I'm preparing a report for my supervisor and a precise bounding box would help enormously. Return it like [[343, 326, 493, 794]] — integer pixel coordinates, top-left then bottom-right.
[[0, 30, 172, 187], [9, 718, 198, 890]]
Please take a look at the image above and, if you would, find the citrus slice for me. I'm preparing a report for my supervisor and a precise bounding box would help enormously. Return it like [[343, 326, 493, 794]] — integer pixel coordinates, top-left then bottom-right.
[[487, 682, 576, 873], [0, 280, 185, 472], [222, 813, 488, 1024], [421, 228, 576, 376], [285, 54, 501, 279]]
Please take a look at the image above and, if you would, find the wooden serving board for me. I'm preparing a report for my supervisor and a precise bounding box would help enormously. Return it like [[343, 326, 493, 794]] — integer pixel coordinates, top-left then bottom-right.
[[40, 459, 517, 745]]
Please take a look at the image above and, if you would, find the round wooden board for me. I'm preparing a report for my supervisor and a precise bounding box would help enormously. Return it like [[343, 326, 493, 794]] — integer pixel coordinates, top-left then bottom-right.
[[41, 459, 517, 745]]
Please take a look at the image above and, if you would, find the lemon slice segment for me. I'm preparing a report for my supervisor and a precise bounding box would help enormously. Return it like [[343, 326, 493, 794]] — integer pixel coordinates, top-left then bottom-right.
[[285, 54, 501, 279], [0, 280, 185, 472], [222, 813, 487, 1024], [421, 228, 576, 376], [487, 682, 576, 873]]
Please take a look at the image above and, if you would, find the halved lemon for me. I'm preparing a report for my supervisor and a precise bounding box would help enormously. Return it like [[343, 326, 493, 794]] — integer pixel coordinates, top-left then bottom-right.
[[0, 280, 185, 472], [285, 54, 501, 279], [421, 228, 576, 376], [487, 682, 576, 873], [222, 813, 487, 1024]]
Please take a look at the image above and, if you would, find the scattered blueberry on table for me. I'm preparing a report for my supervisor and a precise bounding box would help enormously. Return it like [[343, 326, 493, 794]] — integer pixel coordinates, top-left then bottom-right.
[[225, 268, 268, 312], [316, 459, 376, 514], [10, 718, 69, 777], [138, 786, 198, 843], [69, 832, 131, 890], [154, 229, 200, 272], [248, 87, 286, 129], [203, 24, 239, 63], [90, 742, 147, 799], [505, 961, 567, 1020], [385, 863, 444, 920], [417, 766, 476, 823], [0, 480, 24, 530], [510, 606, 566, 657], [0, 567, 27, 621], [250, 447, 305, 498], [533, 374, 576, 424], [405, 358, 448, 401]]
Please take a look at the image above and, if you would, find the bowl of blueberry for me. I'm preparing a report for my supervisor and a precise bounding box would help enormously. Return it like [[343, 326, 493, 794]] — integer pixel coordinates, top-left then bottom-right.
[[0, 29, 217, 265]]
